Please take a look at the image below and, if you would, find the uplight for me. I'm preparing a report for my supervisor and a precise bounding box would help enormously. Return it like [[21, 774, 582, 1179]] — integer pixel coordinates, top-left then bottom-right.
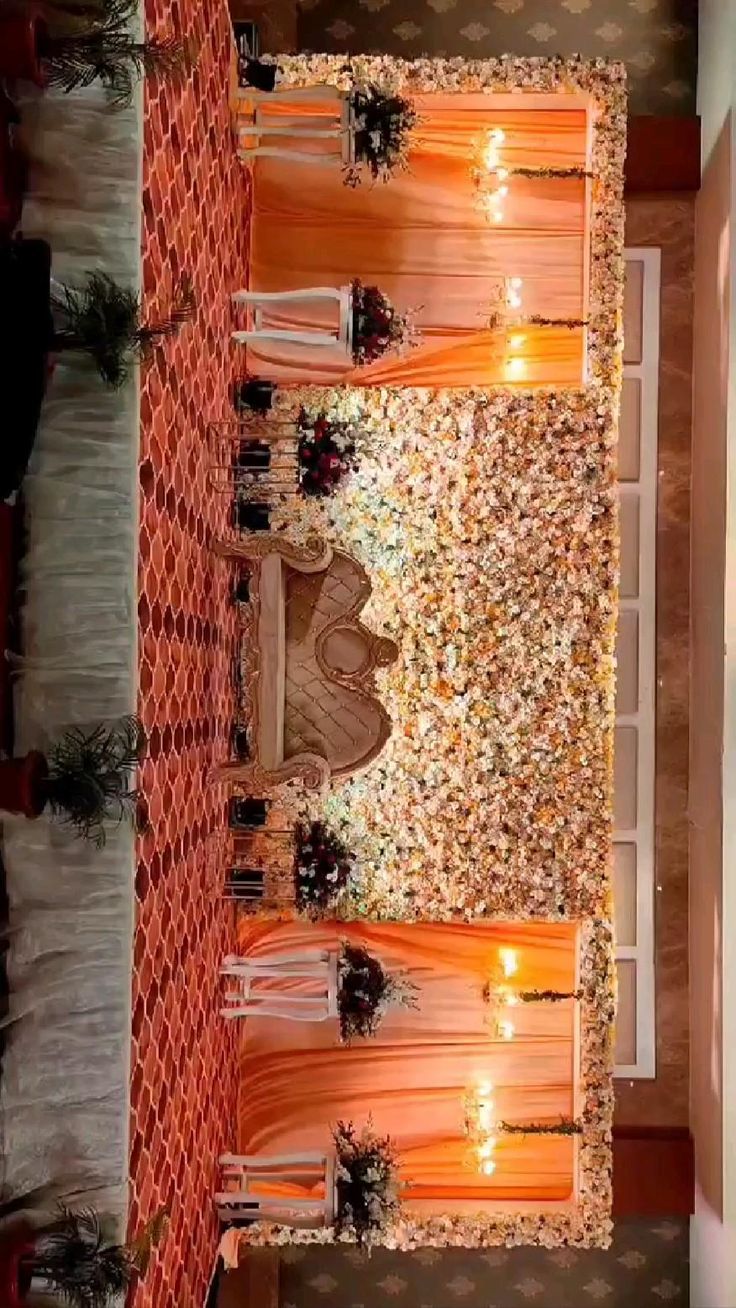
[[499, 948, 519, 977]]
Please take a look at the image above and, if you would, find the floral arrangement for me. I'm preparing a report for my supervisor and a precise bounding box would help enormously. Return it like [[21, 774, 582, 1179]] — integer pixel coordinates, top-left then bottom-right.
[[298, 410, 360, 497], [346, 85, 417, 186], [233, 50, 625, 1255], [338, 943, 417, 1042], [333, 1119, 402, 1249], [351, 280, 416, 365], [295, 820, 355, 910]]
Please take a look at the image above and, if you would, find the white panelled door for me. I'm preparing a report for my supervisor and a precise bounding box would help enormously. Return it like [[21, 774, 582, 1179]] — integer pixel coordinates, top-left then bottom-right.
[[613, 248, 660, 1078]]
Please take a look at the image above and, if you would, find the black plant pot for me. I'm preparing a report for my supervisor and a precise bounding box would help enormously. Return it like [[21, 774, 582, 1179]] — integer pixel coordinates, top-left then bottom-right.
[[0, 237, 53, 499], [229, 797, 269, 829], [231, 724, 250, 759], [238, 57, 278, 92], [227, 866, 265, 900], [232, 576, 250, 604], [232, 499, 271, 532], [236, 440, 271, 470], [234, 379, 276, 413]]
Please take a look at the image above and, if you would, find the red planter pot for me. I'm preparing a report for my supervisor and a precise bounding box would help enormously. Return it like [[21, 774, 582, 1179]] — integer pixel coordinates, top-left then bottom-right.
[[0, 751, 48, 817], [0, 1234, 34, 1308], [0, 14, 47, 87]]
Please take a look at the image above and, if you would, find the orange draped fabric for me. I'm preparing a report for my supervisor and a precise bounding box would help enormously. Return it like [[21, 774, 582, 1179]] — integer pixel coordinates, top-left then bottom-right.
[[237, 920, 578, 1207], [246, 95, 588, 386]]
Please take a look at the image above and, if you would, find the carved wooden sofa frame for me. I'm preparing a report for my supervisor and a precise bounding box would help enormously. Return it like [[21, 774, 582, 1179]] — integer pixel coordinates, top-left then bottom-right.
[[214, 533, 398, 791]]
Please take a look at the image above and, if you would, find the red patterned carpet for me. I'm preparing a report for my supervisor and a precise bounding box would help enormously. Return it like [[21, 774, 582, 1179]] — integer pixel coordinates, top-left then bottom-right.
[[130, 0, 250, 1302]]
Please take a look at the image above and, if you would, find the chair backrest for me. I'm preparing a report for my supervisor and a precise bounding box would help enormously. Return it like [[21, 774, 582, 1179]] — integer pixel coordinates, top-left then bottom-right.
[[283, 550, 399, 778]]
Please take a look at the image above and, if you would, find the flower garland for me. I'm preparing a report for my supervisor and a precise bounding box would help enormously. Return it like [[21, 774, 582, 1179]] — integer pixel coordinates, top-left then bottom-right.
[[235, 51, 624, 1254]]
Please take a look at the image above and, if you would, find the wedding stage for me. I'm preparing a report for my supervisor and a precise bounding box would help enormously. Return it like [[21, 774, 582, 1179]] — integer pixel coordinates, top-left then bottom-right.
[[0, 16, 625, 1307], [215, 50, 624, 1264]]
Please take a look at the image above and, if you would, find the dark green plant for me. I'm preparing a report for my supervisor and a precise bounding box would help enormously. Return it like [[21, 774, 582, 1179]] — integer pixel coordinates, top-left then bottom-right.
[[518, 987, 584, 1003], [37, 0, 194, 106], [499, 1116, 583, 1136], [27, 1204, 168, 1308], [52, 272, 195, 387], [42, 714, 147, 847]]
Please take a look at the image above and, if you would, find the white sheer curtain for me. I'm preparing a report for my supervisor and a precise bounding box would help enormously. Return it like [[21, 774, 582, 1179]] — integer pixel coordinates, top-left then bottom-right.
[[0, 65, 142, 1235]]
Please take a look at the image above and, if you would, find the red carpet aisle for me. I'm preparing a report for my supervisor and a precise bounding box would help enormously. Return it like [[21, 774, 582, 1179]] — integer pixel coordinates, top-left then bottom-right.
[[131, 0, 251, 1302]]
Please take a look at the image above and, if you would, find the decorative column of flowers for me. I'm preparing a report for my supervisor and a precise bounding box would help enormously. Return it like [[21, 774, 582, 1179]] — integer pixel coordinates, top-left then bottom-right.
[[333, 1120, 403, 1250], [338, 943, 418, 1042]]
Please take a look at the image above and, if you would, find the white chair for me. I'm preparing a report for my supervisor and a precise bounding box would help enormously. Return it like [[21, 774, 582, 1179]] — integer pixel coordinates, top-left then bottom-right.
[[231, 284, 353, 354], [236, 88, 356, 169], [220, 949, 339, 1021], [216, 1150, 336, 1228]]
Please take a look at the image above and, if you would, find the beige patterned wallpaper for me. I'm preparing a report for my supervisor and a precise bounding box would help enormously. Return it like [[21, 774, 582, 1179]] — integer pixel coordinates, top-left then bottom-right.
[[297, 0, 698, 115], [273, 1219, 689, 1307]]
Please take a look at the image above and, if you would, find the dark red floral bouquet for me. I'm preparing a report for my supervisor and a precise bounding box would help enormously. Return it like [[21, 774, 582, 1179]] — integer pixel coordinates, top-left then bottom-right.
[[297, 410, 359, 498], [338, 943, 417, 1042], [295, 820, 354, 911], [351, 280, 416, 365], [346, 85, 417, 186]]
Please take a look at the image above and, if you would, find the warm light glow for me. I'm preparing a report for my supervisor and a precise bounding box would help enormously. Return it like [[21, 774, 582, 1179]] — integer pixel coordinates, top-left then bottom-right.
[[493, 212, 503, 223], [510, 334, 527, 348], [481, 1159, 497, 1176], [491, 128, 505, 143], [503, 991, 520, 1007], [496, 167, 509, 180], [510, 276, 523, 289], [499, 948, 519, 977], [478, 1139, 497, 1160], [497, 1019, 515, 1040], [505, 358, 526, 379], [477, 1081, 493, 1097], [477, 1102, 493, 1129]]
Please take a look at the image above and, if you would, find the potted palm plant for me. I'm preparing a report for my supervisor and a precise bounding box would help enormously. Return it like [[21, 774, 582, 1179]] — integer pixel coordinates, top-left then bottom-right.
[[1, 1204, 167, 1307], [0, 0, 193, 105], [0, 714, 146, 846], [50, 270, 195, 387]]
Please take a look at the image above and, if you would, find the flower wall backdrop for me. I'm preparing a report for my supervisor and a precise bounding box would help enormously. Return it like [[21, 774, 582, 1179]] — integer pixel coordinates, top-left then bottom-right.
[[240, 54, 625, 1252]]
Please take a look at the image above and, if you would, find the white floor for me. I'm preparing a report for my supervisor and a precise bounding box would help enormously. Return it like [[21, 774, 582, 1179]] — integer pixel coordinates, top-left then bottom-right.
[[0, 73, 141, 1233]]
